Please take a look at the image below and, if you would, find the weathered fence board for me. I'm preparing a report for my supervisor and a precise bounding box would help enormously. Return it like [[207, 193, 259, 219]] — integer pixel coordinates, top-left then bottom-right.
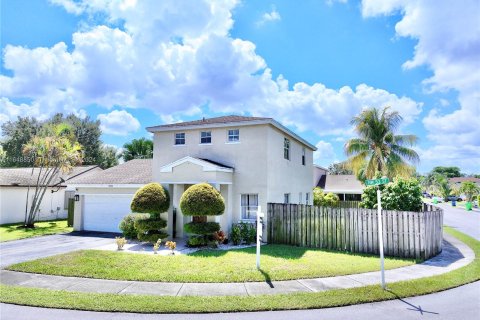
[[267, 203, 443, 260]]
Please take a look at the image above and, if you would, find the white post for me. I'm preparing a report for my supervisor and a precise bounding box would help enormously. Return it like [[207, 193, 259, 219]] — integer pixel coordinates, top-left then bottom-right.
[[256, 206, 263, 270], [377, 188, 386, 289]]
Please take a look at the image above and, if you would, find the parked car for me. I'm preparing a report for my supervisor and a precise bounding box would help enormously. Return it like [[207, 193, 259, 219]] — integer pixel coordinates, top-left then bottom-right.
[[447, 195, 463, 202]]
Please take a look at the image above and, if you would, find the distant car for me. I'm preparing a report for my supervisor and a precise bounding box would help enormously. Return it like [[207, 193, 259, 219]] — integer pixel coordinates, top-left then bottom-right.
[[447, 195, 463, 202], [422, 192, 432, 198]]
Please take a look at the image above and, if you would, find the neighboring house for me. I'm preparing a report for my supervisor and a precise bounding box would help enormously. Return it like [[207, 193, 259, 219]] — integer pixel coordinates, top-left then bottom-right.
[[318, 174, 364, 201], [0, 166, 101, 224], [449, 177, 480, 199], [313, 164, 328, 188], [68, 159, 152, 233], [70, 115, 316, 237]]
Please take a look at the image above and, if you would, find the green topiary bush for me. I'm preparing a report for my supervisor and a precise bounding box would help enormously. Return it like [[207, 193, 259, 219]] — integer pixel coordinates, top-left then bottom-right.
[[180, 183, 225, 216], [184, 222, 220, 235], [181, 183, 225, 247], [131, 183, 170, 216], [119, 213, 149, 239], [231, 224, 242, 245], [239, 223, 256, 245], [187, 235, 208, 247], [130, 183, 170, 243]]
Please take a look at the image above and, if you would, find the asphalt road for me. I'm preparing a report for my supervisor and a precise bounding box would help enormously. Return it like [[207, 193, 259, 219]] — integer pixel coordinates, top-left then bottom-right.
[[1, 205, 479, 320]]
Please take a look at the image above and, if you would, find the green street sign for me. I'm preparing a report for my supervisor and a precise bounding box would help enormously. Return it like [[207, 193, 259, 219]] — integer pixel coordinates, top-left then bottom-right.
[[365, 178, 390, 186]]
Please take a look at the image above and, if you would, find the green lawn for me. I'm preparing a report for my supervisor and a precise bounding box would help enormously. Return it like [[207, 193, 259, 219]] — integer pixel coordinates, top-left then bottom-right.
[[0, 227, 478, 313], [0, 220, 72, 242], [7, 245, 415, 282]]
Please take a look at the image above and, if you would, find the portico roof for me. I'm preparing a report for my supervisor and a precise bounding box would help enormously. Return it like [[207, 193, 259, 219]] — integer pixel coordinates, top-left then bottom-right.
[[160, 156, 234, 173]]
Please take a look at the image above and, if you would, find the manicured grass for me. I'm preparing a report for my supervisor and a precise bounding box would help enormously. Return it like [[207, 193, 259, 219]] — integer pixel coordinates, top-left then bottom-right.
[[7, 245, 415, 282], [0, 220, 72, 242], [0, 227, 478, 313]]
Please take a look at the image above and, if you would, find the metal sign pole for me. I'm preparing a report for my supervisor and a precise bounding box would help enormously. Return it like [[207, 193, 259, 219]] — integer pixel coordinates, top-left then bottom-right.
[[377, 188, 386, 289], [256, 206, 263, 270]]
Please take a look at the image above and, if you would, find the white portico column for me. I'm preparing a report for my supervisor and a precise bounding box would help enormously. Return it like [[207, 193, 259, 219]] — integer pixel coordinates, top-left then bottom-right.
[[173, 184, 185, 238], [226, 183, 233, 235]]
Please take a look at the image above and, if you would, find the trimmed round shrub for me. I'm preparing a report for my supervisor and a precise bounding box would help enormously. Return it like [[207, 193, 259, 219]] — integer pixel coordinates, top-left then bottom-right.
[[180, 183, 225, 216], [187, 235, 208, 247], [184, 222, 220, 235], [134, 218, 167, 231], [134, 215, 168, 243], [119, 213, 149, 239], [131, 183, 170, 215]]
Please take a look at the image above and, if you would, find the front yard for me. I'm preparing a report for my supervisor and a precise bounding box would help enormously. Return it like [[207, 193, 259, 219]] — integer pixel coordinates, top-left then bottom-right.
[[7, 244, 414, 282], [0, 220, 72, 242]]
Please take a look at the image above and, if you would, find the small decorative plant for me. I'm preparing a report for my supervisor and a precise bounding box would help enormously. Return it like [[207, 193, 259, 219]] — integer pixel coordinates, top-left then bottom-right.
[[115, 237, 127, 250], [165, 241, 176, 255], [231, 224, 242, 245], [153, 239, 162, 254], [213, 230, 226, 244]]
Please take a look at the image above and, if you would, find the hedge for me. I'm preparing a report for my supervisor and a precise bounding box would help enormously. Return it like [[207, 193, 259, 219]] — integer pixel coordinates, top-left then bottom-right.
[[180, 183, 225, 216], [119, 213, 150, 239], [184, 222, 220, 235]]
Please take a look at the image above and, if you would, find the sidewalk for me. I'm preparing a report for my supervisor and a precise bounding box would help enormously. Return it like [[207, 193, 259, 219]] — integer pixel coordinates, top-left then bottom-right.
[[0, 233, 473, 297]]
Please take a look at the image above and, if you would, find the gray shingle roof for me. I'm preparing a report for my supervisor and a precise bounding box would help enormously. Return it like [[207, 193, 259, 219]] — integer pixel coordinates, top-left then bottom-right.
[[147, 115, 271, 130], [68, 159, 152, 185], [323, 175, 364, 193], [0, 166, 101, 187]]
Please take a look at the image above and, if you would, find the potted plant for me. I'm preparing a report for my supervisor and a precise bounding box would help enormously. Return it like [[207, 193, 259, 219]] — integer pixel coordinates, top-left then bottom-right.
[[115, 237, 127, 250]]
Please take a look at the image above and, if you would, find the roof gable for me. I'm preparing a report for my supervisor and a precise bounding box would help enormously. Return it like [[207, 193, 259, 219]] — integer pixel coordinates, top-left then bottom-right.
[[160, 156, 234, 173]]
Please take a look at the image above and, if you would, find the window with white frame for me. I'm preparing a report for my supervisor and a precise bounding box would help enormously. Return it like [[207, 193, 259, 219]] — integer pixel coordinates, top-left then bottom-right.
[[241, 194, 258, 220], [227, 129, 239, 142], [284, 138, 290, 160], [284, 193, 290, 204], [174, 132, 185, 145], [64, 191, 75, 209], [306, 192, 310, 205], [200, 131, 211, 144], [302, 148, 306, 165]]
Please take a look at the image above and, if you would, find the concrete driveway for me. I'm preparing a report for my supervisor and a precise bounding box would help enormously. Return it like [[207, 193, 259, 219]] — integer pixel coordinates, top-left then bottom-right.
[[0, 232, 117, 268]]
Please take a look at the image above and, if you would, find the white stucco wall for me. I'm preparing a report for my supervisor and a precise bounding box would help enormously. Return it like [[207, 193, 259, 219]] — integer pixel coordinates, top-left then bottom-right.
[[0, 186, 68, 224]]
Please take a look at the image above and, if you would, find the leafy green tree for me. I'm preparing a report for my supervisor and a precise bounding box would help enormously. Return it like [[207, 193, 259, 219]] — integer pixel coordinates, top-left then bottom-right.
[[344, 107, 419, 179], [459, 181, 480, 202], [49, 113, 102, 165], [122, 138, 153, 161], [328, 163, 353, 175], [98, 145, 120, 169], [22, 123, 83, 227], [0, 117, 40, 167], [313, 187, 340, 207], [360, 177, 423, 212], [431, 174, 453, 201], [431, 166, 463, 178]]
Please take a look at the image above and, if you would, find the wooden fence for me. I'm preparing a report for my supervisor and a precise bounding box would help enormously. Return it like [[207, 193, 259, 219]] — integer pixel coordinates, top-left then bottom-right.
[[267, 203, 443, 260]]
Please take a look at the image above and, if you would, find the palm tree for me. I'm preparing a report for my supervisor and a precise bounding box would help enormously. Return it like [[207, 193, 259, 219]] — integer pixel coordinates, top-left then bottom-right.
[[122, 138, 153, 161], [344, 106, 419, 179], [432, 174, 452, 201], [459, 181, 480, 202]]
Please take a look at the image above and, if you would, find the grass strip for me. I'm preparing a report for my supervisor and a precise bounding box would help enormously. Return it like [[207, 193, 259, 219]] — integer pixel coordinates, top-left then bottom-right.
[[0, 227, 477, 313]]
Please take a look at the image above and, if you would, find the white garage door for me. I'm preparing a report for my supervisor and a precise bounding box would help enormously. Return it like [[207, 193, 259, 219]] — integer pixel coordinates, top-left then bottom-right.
[[83, 194, 134, 232]]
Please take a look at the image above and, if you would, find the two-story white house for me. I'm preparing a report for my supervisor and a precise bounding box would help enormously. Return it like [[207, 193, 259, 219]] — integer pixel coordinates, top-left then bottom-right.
[[70, 115, 316, 238]]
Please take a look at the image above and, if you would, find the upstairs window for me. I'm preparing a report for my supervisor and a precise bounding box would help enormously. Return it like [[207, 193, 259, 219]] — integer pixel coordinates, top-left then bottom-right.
[[200, 131, 211, 144], [175, 132, 185, 145], [227, 129, 240, 142], [284, 138, 290, 160], [306, 192, 310, 205], [302, 148, 306, 165], [284, 193, 290, 204]]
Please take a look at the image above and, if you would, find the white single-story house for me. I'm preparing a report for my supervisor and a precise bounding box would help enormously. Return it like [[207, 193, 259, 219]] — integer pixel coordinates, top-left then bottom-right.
[[0, 166, 101, 224], [318, 174, 364, 201], [69, 115, 317, 238]]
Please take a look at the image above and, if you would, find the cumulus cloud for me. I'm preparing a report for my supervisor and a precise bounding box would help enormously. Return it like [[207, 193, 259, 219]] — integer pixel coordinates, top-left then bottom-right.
[[257, 6, 281, 26], [313, 140, 337, 166], [361, 0, 480, 172], [1, 0, 421, 146], [97, 110, 140, 136]]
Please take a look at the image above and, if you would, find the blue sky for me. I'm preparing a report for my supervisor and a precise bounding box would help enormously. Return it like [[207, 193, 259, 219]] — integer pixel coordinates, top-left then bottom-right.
[[1, 0, 479, 173]]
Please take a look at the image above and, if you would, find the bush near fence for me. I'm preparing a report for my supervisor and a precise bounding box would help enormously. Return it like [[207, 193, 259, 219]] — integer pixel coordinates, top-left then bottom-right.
[[267, 202, 443, 260]]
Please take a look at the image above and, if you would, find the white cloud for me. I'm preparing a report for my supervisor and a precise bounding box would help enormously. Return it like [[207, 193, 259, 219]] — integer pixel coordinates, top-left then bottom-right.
[[362, 0, 480, 172], [313, 140, 337, 166], [257, 6, 281, 26], [97, 110, 140, 136]]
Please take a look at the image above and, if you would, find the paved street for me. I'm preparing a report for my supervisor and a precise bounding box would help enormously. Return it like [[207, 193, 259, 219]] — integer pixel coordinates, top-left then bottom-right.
[[436, 202, 480, 240]]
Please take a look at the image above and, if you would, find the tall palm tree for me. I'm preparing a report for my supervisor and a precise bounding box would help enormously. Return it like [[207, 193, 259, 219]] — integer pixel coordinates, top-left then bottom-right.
[[344, 106, 419, 179], [122, 138, 153, 161]]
